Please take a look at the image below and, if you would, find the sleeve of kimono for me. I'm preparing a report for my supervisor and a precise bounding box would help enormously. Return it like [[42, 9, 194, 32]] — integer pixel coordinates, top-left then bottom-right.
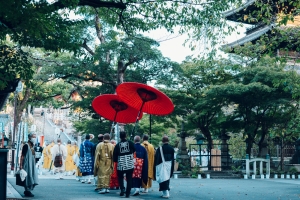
[[79, 144, 84, 158], [21, 144, 28, 156], [110, 145, 114, 169], [94, 145, 99, 176], [142, 148, 148, 184], [113, 144, 118, 162], [153, 148, 160, 180]]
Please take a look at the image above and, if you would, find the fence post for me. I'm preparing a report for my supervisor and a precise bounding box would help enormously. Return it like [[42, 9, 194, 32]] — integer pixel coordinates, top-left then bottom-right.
[[266, 154, 270, 175], [253, 161, 257, 175], [260, 161, 263, 175], [246, 154, 250, 176]]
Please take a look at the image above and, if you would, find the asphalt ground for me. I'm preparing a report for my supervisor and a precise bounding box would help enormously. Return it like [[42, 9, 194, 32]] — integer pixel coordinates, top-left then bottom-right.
[[7, 174, 300, 200]]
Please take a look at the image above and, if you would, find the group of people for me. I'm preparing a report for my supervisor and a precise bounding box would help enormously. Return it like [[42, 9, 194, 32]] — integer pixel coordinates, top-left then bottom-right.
[[79, 131, 174, 198], [41, 139, 79, 179], [19, 131, 175, 199]]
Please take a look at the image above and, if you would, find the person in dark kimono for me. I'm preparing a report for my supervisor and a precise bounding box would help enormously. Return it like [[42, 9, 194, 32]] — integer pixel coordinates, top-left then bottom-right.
[[154, 136, 174, 199], [113, 131, 135, 198], [34, 143, 43, 163], [79, 134, 95, 184], [132, 136, 148, 196], [20, 133, 39, 197]]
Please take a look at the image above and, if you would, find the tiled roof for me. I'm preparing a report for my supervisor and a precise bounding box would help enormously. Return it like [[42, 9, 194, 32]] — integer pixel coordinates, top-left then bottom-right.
[[221, 25, 273, 49], [223, 0, 256, 18]]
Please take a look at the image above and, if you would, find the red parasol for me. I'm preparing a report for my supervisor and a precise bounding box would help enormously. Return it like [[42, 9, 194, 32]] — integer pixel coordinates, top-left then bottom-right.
[[116, 82, 174, 138], [92, 94, 143, 123], [116, 82, 174, 116]]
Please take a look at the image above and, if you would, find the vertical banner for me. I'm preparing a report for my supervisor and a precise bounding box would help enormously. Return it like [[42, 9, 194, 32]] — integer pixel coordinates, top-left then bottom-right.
[[40, 135, 44, 147], [23, 122, 28, 142]]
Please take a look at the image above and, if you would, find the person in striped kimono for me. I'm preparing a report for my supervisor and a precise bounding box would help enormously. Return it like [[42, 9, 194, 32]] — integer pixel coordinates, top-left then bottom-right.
[[113, 131, 135, 198]]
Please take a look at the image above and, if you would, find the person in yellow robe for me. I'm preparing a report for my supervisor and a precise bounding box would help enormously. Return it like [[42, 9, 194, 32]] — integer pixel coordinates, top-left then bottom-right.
[[43, 140, 55, 171], [94, 133, 114, 194], [47, 140, 55, 173], [70, 141, 78, 171], [72, 141, 82, 181], [141, 134, 155, 193], [65, 140, 74, 175], [42, 142, 50, 170]]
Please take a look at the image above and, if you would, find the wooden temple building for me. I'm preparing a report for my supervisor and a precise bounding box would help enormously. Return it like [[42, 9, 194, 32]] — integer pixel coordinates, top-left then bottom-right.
[[222, 0, 300, 62]]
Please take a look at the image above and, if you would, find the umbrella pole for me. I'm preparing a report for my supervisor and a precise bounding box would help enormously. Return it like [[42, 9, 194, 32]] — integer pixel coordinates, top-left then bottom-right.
[[149, 114, 152, 143], [131, 101, 145, 139], [110, 112, 118, 138], [110, 122, 115, 138]]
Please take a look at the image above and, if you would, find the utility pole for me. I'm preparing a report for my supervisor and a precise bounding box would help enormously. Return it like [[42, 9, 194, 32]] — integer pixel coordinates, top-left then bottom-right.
[[11, 81, 23, 171], [41, 110, 45, 136], [11, 90, 17, 171]]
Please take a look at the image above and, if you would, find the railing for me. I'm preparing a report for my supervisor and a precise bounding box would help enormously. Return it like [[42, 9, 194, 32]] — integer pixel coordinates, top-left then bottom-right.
[[189, 143, 232, 171], [245, 154, 270, 176], [251, 145, 295, 158]]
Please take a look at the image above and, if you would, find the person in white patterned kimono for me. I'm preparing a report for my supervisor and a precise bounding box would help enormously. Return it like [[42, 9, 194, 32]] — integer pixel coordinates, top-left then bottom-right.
[[113, 131, 135, 198], [51, 138, 67, 180]]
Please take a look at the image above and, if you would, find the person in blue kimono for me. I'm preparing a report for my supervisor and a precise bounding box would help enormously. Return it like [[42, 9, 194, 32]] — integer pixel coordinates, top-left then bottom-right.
[[79, 134, 95, 184], [132, 136, 148, 196]]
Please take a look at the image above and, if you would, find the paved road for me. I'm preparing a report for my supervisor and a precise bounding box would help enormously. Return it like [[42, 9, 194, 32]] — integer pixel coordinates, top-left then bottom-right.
[[7, 174, 300, 200]]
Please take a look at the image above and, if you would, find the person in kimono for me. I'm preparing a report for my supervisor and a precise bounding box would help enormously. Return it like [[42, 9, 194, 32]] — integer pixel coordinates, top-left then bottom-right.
[[109, 140, 119, 190], [154, 136, 174, 199], [94, 133, 114, 194], [113, 131, 135, 198], [141, 134, 155, 193], [132, 136, 148, 196], [79, 134, 95, 183], [19, 133, 39, 197], [71, 141, 82, 181], [51, 138, 67, 180], [65, 140, 74, 175]]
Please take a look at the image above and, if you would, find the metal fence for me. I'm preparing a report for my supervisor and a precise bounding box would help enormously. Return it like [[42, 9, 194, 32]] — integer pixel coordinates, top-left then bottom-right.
[[189, 143, 232, 171], [251, 145, 295, 158]]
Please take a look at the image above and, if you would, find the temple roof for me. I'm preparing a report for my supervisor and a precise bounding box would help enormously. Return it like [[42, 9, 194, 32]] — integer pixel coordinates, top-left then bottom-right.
[[221, 25, 273, 49], [223, 0, 257, 24], [223, 0, 297, 25]]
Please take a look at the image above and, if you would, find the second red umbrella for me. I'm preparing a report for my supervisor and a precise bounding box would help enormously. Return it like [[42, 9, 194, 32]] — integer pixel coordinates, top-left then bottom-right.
[[92, 94, 143, 124], [116, 82, 174, 116]]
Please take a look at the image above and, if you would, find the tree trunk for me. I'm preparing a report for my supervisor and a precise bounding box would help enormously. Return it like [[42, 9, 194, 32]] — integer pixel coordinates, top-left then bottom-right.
[[246, 137, 254, 158], [257, 133, 266, 157], [199, 127, 213, 149]]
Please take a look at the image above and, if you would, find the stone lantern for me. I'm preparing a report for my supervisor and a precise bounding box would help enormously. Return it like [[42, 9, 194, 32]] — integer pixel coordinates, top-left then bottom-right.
[[219, 131, 232, 170], [176, 122, 190, 171]]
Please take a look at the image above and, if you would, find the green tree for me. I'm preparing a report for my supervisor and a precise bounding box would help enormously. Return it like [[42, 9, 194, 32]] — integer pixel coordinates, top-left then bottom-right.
[[208, 56, 300, 157], [164, 57, 238, 149]]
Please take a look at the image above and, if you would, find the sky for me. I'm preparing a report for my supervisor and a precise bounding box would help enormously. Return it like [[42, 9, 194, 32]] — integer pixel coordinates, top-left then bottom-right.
[[145, 24, 248, 63]]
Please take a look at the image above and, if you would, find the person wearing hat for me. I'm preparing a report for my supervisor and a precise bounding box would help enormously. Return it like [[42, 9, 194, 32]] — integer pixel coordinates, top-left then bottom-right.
[[19, 133, 39, 197]]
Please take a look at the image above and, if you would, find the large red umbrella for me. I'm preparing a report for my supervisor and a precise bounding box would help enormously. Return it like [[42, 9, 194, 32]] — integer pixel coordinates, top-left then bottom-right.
[[116, 82, 174, 116], [92, 94, 143, 123], [116, 82, 174, 138]]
